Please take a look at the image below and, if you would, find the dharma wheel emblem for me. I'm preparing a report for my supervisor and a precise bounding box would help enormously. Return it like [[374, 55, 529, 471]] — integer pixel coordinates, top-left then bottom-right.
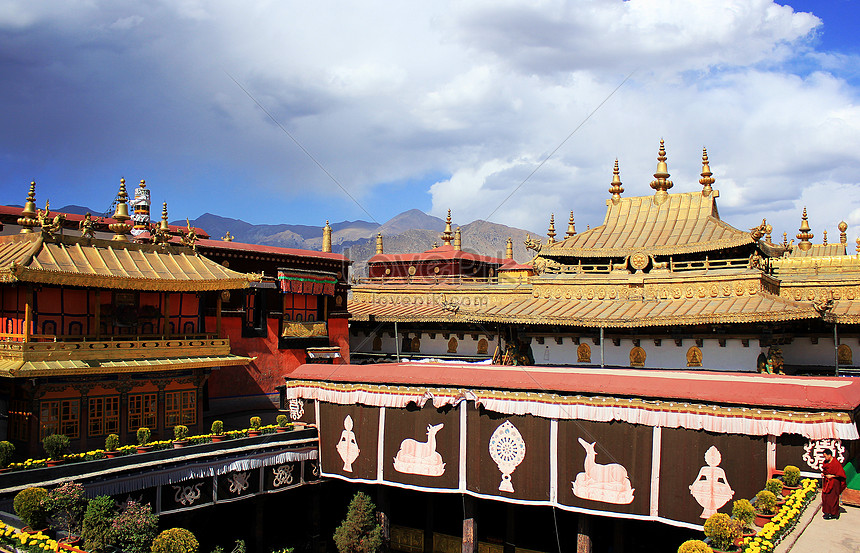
[[489, 420, 526, 493], [629, 251, 649, 272]]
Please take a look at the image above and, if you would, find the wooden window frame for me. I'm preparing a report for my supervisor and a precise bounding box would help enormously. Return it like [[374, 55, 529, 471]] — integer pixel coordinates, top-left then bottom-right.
[[165, 390, 197, 427], [88, 395, 120, 437], [127, 393, 157, 432], [40, 399, 80, 439]]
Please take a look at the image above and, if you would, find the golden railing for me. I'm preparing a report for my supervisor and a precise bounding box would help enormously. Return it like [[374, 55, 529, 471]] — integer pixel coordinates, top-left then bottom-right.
[[0, 335, 231, 362]]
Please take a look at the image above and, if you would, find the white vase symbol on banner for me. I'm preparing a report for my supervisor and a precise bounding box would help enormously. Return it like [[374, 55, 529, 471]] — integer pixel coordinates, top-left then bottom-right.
[[689, 446, 734, 518], [571, 438, 634, 504], [489, 420, 526, 492], [336, 415, 360, 472], [393, 423, 446, 476]]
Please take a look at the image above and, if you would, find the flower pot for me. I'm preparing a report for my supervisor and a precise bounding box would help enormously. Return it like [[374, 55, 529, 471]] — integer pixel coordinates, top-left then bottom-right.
[[105, 451, 119, 459], [173, 440, 188, 449], [23, 527, 49, 535], [136, 445, 153, 454], [60, 536, 82, 547], [46, 458, 65, 467], [248, 430, 261, 437], [754, 512, 775, 527], [782, 485, 800, 497], [211, 434, 226, 443], [275, 427, 288, 433]]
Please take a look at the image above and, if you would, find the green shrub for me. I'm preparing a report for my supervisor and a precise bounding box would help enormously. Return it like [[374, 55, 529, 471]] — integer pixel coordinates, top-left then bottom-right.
[[105, 434, 120, 452], [137, 427, 151, 446], [333, 491, 383, 553], [0, 440, 14, 467], [82, 496, 116, 553], [731, 498, 755, 529], [678, 540, 713, 553], [210, 420, 224, 435], [44, 481, 87, 536], [13, 487, 49, 529], [783, 465, 801, 487], [249, 417, 262, 429], [151, 528, 199, 553], [174, 425, 189, 441], [703, 513, 740, 551], [42, 434, 70, 460], [765, 478, 783, 496], [755, 490, 777, 514], [109, 500, 158, 553], [276, 414, 288, 427]]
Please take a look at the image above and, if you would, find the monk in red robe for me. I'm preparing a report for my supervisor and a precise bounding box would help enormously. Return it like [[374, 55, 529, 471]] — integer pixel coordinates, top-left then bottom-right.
[[821, 449, 847, 520]]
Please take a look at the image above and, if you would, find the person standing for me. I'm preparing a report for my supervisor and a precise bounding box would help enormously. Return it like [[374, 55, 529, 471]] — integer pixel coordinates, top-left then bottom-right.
[[821, 449, 847, 520]]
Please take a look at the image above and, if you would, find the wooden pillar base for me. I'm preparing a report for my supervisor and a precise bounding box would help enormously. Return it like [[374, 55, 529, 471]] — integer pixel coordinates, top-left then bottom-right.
[[462, 495, 476, 553], [577, 513, 592, 553]]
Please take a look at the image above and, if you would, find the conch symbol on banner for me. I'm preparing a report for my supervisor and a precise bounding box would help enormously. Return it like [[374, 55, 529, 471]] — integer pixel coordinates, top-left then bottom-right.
[[689, 446, 734, 518], [489, 420, 526, 493], [802, 439, 845, 471], [336, 415, 360, 472], [393, 423, 446, 476], [572, 438, 634, 504]]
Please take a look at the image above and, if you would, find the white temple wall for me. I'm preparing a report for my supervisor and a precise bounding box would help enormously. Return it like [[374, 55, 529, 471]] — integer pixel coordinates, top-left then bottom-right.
[[780, 338, 855, 367], [350, 331, 496, 358]]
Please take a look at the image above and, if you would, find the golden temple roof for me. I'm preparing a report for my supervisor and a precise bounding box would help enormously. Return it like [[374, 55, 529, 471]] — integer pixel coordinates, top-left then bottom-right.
[[0, 354, 253, 378], [548, 189, 753, 258], [0, 233, 251, 291]]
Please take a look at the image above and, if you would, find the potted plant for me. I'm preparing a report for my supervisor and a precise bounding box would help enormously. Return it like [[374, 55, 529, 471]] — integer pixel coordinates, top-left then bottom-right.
[[678, 540, 713, 553], [248, 416, 262, 437], [110, 500, 158, 553], [782, 465, 801, 496], [703, 512, 741, 552], [210, 420, 226, 443], [173, 425, 189, 448], [42, 434, 70, 465], [753, 490, 778, 527], [765, 478, 784, 505], [276, 414, 291, 433], [151, 528, 199, 553], [104, 434, 120, 459], [136, 427, 152, 453], [44, 482, 87, 543], [0, 440, 14, 471], [730, 498, 755, 539], [13, 487, 49, 532], [82, 495, 115, 553]]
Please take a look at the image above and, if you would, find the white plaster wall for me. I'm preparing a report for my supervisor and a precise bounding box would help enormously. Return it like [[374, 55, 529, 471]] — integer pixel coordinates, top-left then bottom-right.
[[350, 331, 497, 358], [781, 338, 855, 367], [532, 338, 763, 371]]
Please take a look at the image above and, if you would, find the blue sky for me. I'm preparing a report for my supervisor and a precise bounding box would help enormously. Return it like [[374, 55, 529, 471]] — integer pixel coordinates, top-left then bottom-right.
[[1, 1, 859, 241]]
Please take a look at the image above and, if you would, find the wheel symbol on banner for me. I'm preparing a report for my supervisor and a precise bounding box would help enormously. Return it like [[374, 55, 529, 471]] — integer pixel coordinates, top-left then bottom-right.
[[489, 420, 525, 493]]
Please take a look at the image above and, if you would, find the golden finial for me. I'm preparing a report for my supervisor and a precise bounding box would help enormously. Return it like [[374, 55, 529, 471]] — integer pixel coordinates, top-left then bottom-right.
[[505, 237, 513, 260], [454, 227, 462, 251], [440, 209, 454, 245], [547, 214, 556, 244], [566, 211, 576, 237], [322, 220, 332, 253], [139, 179, 146, 188], [375, 232, 383, 255], [796, 207, 813, 251], [823, 230, 828, 246], [699, 147, 715, 196], [608, 159, 624, 203], [856, 236, 860, 255], [764, 220, 773, 243], [649, 139, 673, 200], [159, 202, 170, 232], [783, 232, 788, 248], [432, 241, 438, 249], [109, 177, 132, 241], [221, 231, 234, 242], [18, 181, 38, 233], [839, 221, 848, 244]]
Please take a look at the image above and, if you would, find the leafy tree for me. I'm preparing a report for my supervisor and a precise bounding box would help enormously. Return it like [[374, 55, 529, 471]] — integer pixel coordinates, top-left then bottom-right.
[[82, 496, 116, 553], [333, 492, 382, 553]]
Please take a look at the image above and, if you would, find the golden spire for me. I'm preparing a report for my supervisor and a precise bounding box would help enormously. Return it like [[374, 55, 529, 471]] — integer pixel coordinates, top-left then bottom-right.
[[566, 211, 576, 237], [765, 221, 773, 243], [505, 237, 513, 260], [454, 227, 462, 251], [856, 236, 860, 255], [839, 221, 848, 244], [159, 202, 170, 232], [18, 181, 38, 233], [823, 230, 828, 246], [322, 220, 332, 253], [440, 209, 454, 246], [547, 214, 556, 244], [375, 232, 383, 255], [649, 139, 673, 201], [109, 178, 132, 241], [608, 159, 624, 203], [783, 232, 788, 248], [796, 207, 813, 251], [699, 147, 715, 196]]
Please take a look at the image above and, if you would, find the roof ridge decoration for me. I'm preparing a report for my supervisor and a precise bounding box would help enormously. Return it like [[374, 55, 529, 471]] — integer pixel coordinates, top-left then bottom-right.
[[18, 181, 38, 234], [839, 221, 848, 245], [454, 226, 462, 251], [109, 178, 133, 241], [547, 214, 556, 244], [700, 147, 715, 196], [566, 211, 576, 237], [506, 237, 513, 260], [440, 209, 454, 245], [153, 202, 171, 246], [376, 232, 383, 255], [796, 207, 814, 252], [322, 220, 332, 253], [649, 139, 673, 203], [608, 159, 624, 204]]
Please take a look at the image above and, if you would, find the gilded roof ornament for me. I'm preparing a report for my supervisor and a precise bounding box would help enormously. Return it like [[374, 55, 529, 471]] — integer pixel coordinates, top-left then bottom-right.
[[18, 181, 38, 234], [839, 221, 848, 245], [153, 202, 171, 245], [505, 237, 513, 260], [608, 159, 624, 204], [180, 218, 199, 251], [37, 200, 65, 237], [109, 178, 133, 241], [823, 230, 828, 246], [856, 236, 860, 255], [796, 207, 813, 252], [566, 211, 576, 237], [322, 220, 332, 253], [649, 139, 673, 201], [79, 212, 96, 240], [440, 209, 454, 245], [375, 232, 383, 255], [221, 231, 234, 242], [765, 221, 773, 243], [699, 148, 715, 196], [547, 214, 556, 244], [454, 227, 462, 251]]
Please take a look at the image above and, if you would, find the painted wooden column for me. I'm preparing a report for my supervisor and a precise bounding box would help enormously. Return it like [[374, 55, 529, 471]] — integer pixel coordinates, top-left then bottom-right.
[[23, 286, 33, 342], [423, 495, 434, 553], [504, 504, 515, 553], [162, 293, 170, 338], [462, 495, 476, 553], [94, 290, 101, 340], [612, 518, 624, 553], [576, 514, 592, 553], [216, 293, 222, 337], [377, 487, 391, 549]]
